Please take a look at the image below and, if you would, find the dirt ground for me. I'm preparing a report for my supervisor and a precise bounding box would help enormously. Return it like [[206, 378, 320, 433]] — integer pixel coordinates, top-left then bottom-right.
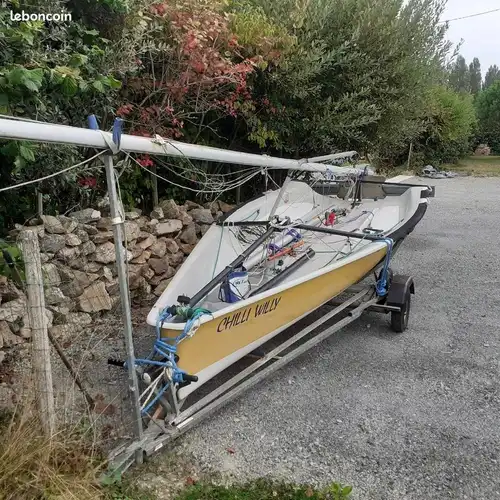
[[148, 177, 500, 500]]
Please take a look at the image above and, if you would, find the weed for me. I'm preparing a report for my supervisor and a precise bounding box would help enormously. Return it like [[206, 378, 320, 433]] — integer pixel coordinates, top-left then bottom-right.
[[175, 478, 353, 500]]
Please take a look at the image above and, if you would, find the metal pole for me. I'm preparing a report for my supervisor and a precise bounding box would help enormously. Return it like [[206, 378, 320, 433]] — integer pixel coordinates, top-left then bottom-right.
[[307, 151, 358, 163], [268, 174, 291, 220], [0, 117, 365, 175], [103, 155, 144, 464]]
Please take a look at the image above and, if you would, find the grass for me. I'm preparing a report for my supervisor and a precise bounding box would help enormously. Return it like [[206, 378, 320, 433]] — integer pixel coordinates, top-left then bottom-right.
[[175, 480, 352, 500], [0, 406, 108, 500], [442, 155, 500, 176], [0, 406, 354, 500], [106, 478, 353, 500], [0, 395, 353, 500]]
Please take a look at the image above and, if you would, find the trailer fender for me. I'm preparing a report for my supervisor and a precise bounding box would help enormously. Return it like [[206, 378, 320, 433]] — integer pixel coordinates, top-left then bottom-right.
[[386, 275, 414, 307]]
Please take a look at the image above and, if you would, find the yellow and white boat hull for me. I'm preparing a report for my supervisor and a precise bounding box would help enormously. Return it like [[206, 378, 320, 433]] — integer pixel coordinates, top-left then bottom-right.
[[148, 180, 428, 399]]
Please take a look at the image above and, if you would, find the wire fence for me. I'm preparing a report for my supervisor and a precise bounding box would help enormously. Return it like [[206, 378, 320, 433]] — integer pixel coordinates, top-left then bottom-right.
[[0, 215, 158, 452]]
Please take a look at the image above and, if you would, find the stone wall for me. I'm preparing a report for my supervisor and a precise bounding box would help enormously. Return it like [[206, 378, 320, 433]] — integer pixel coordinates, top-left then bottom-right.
[[0, 198, 233, 361]]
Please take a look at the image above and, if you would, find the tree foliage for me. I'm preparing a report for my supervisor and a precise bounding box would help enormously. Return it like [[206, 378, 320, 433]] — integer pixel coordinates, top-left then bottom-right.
[[448, 55, 470, 93], [0, 0, 484, 230], [469, 58, 481, 95], [483, 64, 500, 90], [475, 80, 500, 153], [0, 2, 123, 230], [235, 0, 451, 163], [416, 86, 477, 164]]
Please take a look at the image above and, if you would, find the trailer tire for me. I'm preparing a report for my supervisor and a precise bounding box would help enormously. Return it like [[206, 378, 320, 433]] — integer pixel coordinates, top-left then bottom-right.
[[390, 290, 411, 333]]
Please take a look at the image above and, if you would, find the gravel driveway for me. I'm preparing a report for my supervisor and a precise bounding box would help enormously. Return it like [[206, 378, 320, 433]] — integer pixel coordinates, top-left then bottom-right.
[[172, 177, 500, 499]]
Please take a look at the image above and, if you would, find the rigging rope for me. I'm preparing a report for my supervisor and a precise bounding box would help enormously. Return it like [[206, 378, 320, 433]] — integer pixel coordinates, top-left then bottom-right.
[[0, 150, 106, 192], [134, 307, 212, 415], [129, 153, 262, 195]]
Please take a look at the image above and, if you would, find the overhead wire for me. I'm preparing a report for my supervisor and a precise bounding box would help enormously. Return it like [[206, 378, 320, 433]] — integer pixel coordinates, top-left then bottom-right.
[[439, 7, 500, 24]]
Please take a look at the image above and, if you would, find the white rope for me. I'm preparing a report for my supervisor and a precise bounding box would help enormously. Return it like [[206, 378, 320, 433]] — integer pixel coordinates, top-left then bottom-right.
[[129, 154, 262, 195], [0, 150, 106, 193], [152, 156, 261, 193]]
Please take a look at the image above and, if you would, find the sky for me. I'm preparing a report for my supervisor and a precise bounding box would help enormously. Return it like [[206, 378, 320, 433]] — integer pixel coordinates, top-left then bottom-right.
[[442, 0, 500, 74]]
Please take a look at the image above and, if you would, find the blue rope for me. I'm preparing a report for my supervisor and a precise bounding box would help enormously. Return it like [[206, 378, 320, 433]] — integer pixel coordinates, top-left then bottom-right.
[[375, 238, 394, 297], [133, 308, 211, 415]]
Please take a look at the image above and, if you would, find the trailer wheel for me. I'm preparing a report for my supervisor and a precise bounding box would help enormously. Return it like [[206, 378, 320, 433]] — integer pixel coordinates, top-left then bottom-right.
[[390, 289, 411, 333]]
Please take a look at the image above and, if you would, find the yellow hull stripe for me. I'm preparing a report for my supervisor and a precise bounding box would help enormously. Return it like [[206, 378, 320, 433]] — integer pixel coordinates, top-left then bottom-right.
[[161, 248, 386, 374]]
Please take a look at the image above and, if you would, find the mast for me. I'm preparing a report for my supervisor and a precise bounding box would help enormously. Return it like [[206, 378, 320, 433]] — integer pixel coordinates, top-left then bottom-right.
[[0, 117, 364, 175]]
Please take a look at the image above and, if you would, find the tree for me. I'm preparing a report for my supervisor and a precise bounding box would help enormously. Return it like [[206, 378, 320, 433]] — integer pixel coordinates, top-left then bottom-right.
[[483, 65, 500, 90], [416, 86, 477, 164], [475, 80, 500, 152], [240, 0, 452, 164], [469, 57, 481, 95], [448, 55, 470, 93]]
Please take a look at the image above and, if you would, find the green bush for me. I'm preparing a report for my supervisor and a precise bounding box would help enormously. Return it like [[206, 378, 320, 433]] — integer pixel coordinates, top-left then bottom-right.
[[415, 85, 477, 165]]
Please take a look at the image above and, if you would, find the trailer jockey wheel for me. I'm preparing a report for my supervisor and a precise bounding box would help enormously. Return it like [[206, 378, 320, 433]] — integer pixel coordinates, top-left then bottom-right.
[[390, 287, 411, 333]]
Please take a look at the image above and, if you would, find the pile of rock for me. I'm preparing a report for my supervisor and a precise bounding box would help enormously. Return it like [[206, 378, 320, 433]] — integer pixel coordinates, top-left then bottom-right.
[[0, 198, 233, 360], [474, 144, 491, 156]]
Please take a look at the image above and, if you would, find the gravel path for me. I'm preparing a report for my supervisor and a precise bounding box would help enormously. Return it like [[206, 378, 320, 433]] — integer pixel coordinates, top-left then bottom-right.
[[171, 177, 500, 499]]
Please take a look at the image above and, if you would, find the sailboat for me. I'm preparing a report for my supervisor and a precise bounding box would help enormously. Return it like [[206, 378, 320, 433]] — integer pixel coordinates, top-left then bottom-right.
[[141, 161, 431, 405]]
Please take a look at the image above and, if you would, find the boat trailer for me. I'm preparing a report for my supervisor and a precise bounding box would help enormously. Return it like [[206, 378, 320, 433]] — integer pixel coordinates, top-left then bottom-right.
[[108, 270, 414, 473]]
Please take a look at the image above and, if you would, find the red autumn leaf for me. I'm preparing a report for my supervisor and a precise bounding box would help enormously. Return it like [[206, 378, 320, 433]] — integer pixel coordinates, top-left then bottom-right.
[[116, 104, 133, 117], [155, 3, 166, 16], [191, 60, 206, 73], [185, 476, 196, 486], [78, 176, 97, 189], [226, 447, 235, 454], [137, 155, 154, 167]]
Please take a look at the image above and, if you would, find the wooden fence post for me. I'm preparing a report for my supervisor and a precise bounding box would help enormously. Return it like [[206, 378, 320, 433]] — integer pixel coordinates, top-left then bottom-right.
[[19, 229, 55, 436], [407, 142, 413, 170], [36, 190, 43, 217], [151, 165, 159, 207]]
